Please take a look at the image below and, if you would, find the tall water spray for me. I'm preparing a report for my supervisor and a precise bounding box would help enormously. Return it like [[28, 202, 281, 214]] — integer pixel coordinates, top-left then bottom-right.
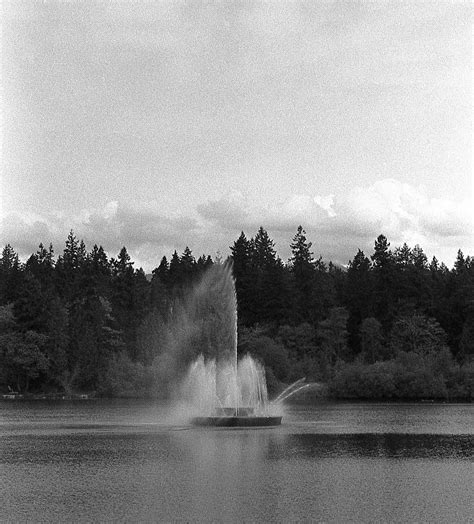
[[179, 263, 273, 417]]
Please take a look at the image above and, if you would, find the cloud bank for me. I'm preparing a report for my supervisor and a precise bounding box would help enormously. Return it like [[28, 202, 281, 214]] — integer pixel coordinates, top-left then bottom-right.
[[1, 179, 472, 270]]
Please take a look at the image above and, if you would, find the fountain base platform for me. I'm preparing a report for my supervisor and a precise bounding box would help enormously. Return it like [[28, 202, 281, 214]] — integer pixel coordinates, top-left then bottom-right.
[[191, 416, 282, 427], [191, 407, 282, 427]]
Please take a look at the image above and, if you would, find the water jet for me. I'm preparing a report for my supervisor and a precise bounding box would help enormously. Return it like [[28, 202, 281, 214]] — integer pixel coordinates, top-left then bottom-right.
[[180, 264, 282, 427], [184, 354, 282, 427]]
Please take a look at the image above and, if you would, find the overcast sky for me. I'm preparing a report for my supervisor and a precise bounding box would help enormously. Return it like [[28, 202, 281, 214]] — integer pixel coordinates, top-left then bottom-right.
[[2, 1, 472, 270]]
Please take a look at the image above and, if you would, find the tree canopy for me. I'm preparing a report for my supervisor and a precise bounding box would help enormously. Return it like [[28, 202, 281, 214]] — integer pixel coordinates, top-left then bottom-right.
[[0, 227, 472, 399]]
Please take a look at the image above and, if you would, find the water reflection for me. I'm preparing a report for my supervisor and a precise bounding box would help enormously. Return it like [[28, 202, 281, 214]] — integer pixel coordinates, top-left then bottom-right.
[[267, 433, 474, 460], [2, 402, 474, 522], [3, 430, 472, 467], [170, 430, 283, 522]]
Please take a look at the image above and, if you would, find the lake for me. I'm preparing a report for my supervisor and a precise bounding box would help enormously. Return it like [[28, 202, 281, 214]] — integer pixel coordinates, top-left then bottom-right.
[[1, 401, 473, 522]]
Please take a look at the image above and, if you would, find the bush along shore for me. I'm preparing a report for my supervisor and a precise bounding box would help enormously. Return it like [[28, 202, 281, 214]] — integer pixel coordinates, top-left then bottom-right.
[[1, 228, 473, 401]]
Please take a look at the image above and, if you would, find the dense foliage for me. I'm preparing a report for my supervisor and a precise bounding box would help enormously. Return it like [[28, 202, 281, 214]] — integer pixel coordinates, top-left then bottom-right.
[[0, 227, 473, 400]]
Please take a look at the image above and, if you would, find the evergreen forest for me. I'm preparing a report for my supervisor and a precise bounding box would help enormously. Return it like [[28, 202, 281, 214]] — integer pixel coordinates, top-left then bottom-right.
[[1, 227, 473, 400]]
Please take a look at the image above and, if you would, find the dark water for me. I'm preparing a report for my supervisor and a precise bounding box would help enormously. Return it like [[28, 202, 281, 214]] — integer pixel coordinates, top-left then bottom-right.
[[1, 401, 473, 523]]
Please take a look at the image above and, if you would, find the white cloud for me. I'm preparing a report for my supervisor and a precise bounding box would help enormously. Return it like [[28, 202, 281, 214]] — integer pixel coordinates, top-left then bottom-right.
[[1, 179, 472, 270], [1, 201, 199, 270], [338, 179, 472, 243], [314, 194, 336, 218], [195, 179, 472, 265], [197, 191, 249, 229], [198, 191, 329, 234]]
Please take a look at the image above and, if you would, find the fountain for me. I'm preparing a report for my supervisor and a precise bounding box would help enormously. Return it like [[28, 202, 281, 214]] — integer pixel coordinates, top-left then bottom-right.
[[179, 263, 282, 427], [183, 355, 282, 426]]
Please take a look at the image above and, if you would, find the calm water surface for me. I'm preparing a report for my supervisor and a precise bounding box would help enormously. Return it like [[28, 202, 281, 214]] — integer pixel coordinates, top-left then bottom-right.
[[1, 401, 473, 522]]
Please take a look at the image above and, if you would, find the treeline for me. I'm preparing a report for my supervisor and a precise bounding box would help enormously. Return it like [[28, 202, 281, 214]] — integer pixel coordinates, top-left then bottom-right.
[[0, 226, 473, 400]]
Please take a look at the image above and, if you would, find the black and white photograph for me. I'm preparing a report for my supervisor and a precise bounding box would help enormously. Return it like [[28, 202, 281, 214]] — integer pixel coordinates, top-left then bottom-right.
[[1, 1, 473, 522]]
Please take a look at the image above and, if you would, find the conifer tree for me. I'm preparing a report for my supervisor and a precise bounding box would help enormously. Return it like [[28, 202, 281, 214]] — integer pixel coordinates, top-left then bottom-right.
[[454, 249, 467, 274], [25, 244, 55, 293], [412, 245, 428, 270], [55, 231, 88, 302], [110, 247, 138, 358], [251, 228, 292, 325], [230, 232, 255, 326], [155, 256, 169, 281], [253, 227, 277, 270], [289, 227, 314, 276], [151, 257, 170, 314], [344, 249, 373, 353], [180, 246, 196, 285], [196, 254, 213, 277], [289, 226, 315, 323], [230, 232, 252, 276], [86, 245, 111, 297], [371, 234, 396, 327], [168, 250, 181, 290], [371, 234, 392, 269], [0, 244, 23, 303], [394, 242, 412, 268]]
